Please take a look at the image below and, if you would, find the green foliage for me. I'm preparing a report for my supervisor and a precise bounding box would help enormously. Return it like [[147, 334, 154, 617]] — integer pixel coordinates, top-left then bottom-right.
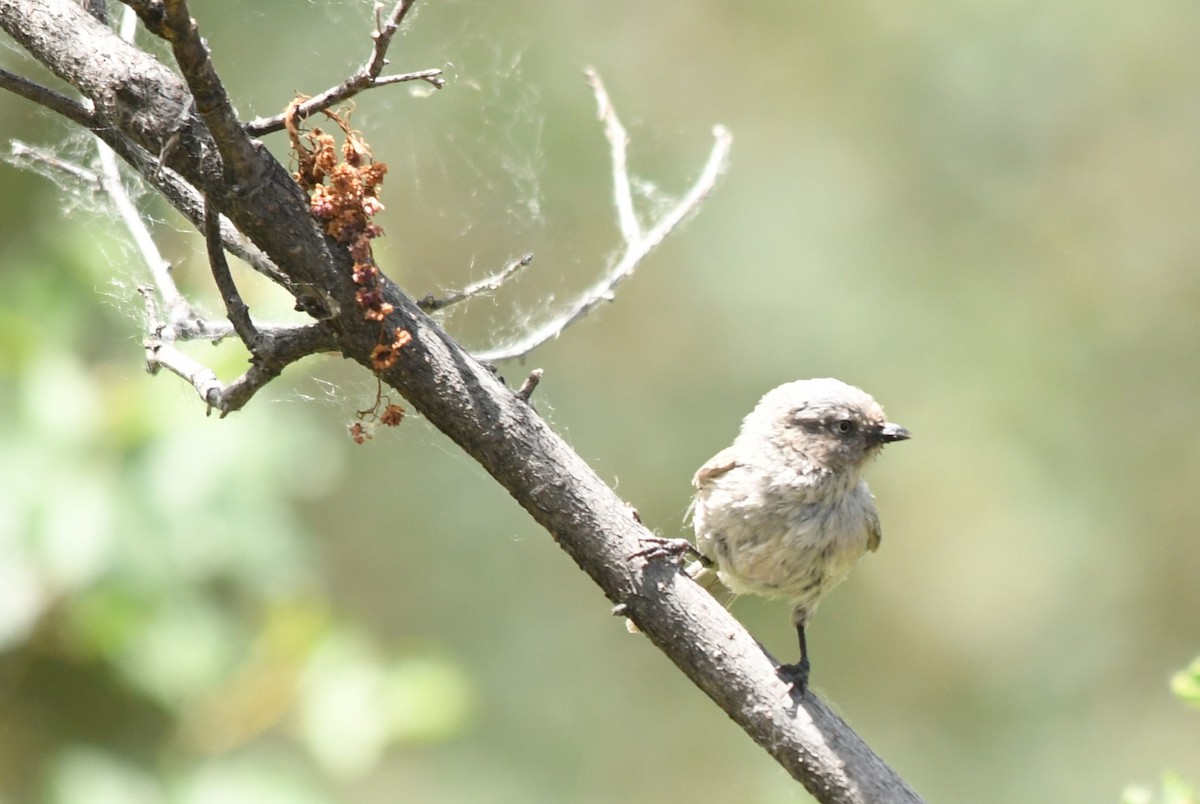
[[1121, 658, 1200, 804], [0, 219, 473, 801], [1121, 772, 1198, 804], [1171, 657, 1200, 709]]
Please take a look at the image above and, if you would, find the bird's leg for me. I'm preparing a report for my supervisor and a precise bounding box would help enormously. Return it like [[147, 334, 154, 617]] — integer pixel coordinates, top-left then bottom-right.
[[778, 608, 811, 692]]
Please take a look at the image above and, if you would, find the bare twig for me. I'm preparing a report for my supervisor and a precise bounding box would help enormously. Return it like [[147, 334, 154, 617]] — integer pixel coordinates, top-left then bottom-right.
[[515, 368, 543, 402], [101, 128, 292, 288], [7, 141, 101, 189], [95, 150, 171, 299], [244, 0, 444, 136], [418, 253, 534, 312], [10, 140, 288, 318], [96, 134, 193, 324], [140, 285, 336, 417], [369, 0, 416, 75], [100, 121, 330, 417], [588, 69, 640, 243], [0, 67, 96, 128], [472, 72, 733, 363], [204, 195, 258, 347]]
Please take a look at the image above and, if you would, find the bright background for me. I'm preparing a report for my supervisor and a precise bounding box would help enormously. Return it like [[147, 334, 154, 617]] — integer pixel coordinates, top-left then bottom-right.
[[2, 1, 1199, 801]]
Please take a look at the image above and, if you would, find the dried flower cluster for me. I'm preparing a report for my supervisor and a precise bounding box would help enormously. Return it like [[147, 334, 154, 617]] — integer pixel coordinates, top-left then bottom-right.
[[286, 101, 409, 441]]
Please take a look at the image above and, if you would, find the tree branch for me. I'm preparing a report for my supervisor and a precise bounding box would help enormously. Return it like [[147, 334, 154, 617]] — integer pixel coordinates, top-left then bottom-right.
[[7, 140, 101, 188], [149, 0, 264, 186], [0, 2, 922, 800], [0, 67, 97, 127], [204, 195, 258, 348], [139, 285, 336, 417]]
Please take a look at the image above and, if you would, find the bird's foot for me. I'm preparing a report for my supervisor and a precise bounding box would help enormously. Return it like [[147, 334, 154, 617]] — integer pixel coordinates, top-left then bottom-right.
[[629, 537, 698, 564], [777, 659, 810, 694]]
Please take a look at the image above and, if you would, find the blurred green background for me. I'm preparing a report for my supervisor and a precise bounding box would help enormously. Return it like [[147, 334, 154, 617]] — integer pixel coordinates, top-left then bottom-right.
[[2, 0, 1199, 801]]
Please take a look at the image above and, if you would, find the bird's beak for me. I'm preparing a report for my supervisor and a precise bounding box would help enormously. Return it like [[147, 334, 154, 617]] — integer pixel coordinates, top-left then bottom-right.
[[875, 422, 912, 443]]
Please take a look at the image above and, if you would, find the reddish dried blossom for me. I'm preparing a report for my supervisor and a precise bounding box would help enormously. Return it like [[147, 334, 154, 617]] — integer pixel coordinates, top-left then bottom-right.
[[370, 343, 397, 371], [289, 104, 412, 441], [352, 262, 376, 284], [362, 196, 384, 217], [364, 305, 394, 323], [349, 236, 373, 264], [348, 421, 371, 445], [355, 286, 381, 308], [368, 328, 413, 371], [380, 404, 405, 427], [391, 329, 413, 350]]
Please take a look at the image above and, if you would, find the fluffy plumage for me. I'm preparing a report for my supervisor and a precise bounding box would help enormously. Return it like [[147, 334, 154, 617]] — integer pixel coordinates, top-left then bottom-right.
[[690, 378, 909, 689]]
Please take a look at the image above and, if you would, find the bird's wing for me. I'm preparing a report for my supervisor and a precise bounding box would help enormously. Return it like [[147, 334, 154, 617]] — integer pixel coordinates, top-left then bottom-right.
[[692, 447, 741, 491], [866, 506, 882, 552]]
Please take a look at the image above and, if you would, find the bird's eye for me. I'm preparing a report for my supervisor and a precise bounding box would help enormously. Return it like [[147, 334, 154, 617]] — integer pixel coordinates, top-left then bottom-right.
[[833, 419, 855, 434]]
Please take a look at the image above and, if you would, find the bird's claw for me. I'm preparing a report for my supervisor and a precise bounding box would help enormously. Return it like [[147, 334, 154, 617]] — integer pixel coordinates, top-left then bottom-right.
[[777, 659, 811, 695], [629, 536, 697, 564]]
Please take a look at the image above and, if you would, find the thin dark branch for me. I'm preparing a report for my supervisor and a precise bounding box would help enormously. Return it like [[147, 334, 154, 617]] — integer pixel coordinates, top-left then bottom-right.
[[0, 67, 97, 128], [154, 0, 263, 184], [216, 323, 338, 416], [84, 0, 106, 24], [99, 128, 293, 288], [119, 0, 165, 34], [244, 67, 445, 136], [244, 0, 443, 137], [140, 285, 335, 417], [204, 195, 258, 347], [368, 68, 444, 89]]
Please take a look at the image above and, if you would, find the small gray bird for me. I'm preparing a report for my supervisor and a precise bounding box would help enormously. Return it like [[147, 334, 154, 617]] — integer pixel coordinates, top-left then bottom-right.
[[688, 378, 910, 691]]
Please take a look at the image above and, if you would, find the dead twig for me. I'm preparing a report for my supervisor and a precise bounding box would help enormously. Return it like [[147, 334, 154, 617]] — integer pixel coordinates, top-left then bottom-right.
[[515, 368, 543, 402], [418, 253, 534, 312], [471, 70, 732, 363], [244, 0, 445, 137]]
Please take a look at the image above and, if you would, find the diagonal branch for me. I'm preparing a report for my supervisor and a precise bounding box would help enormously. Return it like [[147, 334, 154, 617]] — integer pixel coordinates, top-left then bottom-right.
[[244, 0, 445, 137], [471, 72, 733, 363], [150, 0, 263, 185], [7, 140, 102, 188], [103, 127, 293, 289], [0, 67, 97, 127], [97, 135, 191, 321]]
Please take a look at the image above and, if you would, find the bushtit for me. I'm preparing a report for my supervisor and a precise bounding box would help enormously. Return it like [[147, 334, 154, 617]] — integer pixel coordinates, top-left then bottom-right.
[[687, 378, 910, 691]]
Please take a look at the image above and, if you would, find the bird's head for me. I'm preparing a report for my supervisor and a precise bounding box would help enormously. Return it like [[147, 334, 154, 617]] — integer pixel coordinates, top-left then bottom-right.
[[742, 378, 911, 477]]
